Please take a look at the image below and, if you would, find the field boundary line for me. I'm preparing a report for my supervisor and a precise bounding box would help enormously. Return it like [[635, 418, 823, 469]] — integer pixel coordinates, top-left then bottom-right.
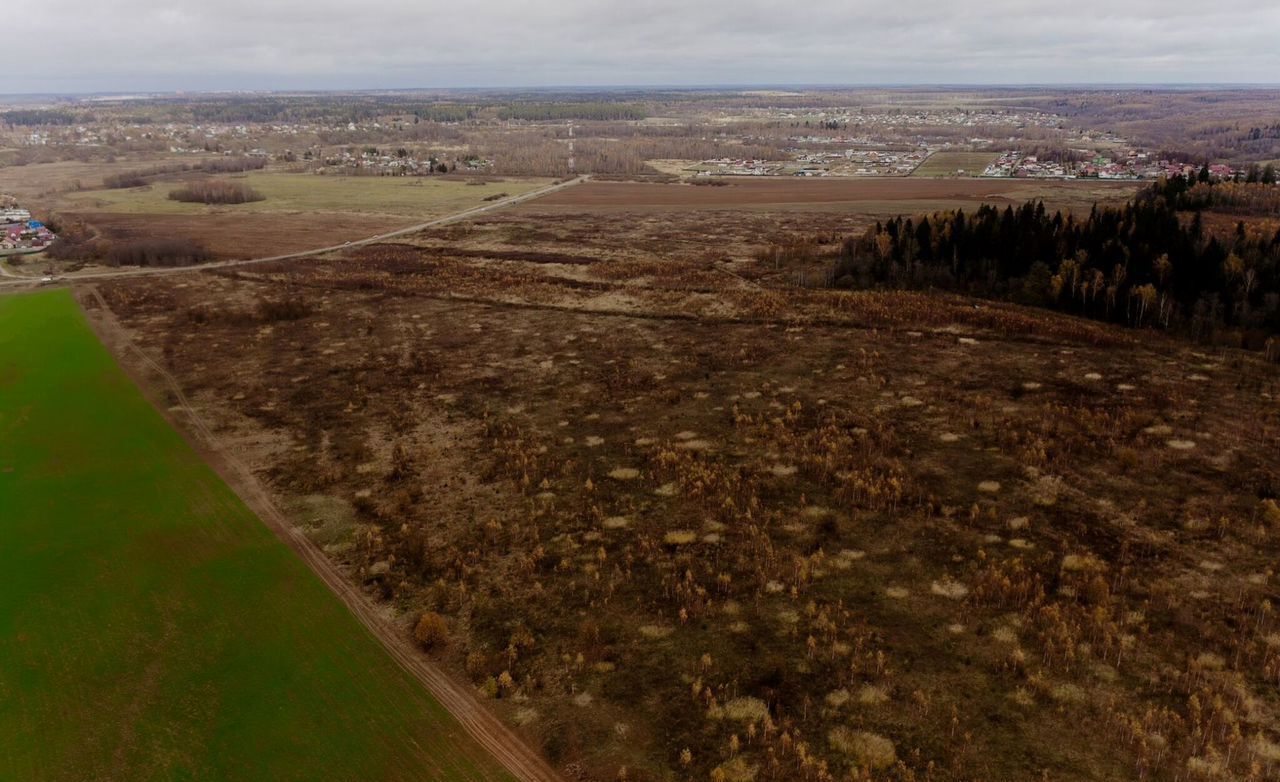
[[78, 286, 566, 782]]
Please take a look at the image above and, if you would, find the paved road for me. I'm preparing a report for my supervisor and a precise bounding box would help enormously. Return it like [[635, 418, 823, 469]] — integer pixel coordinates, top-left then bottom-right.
[[0, 175, 587, 290]]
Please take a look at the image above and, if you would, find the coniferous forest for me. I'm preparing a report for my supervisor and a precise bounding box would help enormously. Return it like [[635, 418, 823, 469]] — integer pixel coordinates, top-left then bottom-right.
[[832, 177, 1280, 352]]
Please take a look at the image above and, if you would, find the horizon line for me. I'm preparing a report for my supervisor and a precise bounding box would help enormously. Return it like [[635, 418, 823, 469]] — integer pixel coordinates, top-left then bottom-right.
[[5, 81, 1280, 100]]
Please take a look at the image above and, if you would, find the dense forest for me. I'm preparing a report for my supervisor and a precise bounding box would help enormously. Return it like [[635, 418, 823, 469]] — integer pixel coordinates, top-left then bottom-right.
[[1, 109, 83, 126], [1016, 89, 1280, 164], [410, 105, 475, 123], [831, 178, 1280, 351]]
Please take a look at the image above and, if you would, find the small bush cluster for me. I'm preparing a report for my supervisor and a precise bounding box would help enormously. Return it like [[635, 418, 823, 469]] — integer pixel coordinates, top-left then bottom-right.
[[168, 179, 265, 204], [255, 299, 313, 321]]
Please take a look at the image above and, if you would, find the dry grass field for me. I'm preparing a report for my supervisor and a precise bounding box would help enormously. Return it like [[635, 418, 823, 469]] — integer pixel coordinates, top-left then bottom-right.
[[526, 178, 1139, 216], [88, 199, 1280, 782], [0, 170, 561, 263], [69, 210, 413, 259], [0, 157, 193, 200], [59, 173, 554, 219], [911, 152, 1001, 178]]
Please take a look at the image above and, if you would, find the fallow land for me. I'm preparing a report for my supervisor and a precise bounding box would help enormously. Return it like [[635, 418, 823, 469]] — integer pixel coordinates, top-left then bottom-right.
[[526, 178, 1136, 215], [86, 190, 1280, 781]]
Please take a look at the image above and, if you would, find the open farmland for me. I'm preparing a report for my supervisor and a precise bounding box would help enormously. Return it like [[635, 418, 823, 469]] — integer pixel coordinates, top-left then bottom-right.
[[30, 173, 557, 261], [0, 290, 515, 782], [88, 197, 1280, 781], [911, 152, 1001, 178], [526, 177, 1139, 215], [61, 173, 555, 219]]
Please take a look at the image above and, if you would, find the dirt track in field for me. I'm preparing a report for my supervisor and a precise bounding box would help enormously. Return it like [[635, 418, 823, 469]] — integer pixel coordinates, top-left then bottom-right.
[[79, 286, 566, 782]]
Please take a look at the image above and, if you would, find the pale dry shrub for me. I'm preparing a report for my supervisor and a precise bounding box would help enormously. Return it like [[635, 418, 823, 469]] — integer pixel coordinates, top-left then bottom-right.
[[1251, 735, 1280, 763], [828, 728, 896, 769], [1261, 499, 1280, 526], [1049, 683, 1087, 704], [930, 578, 969, 600], [713, 757, 758, 782], [825, 689, 851, 708], [722, 696, 770, 724], [1192, 652, 1226, 671], [1061, 554, 1104, 572], [1185, 755, 1226, 778], [856, 685, 889, 706], [993, 627, 1019, 644]]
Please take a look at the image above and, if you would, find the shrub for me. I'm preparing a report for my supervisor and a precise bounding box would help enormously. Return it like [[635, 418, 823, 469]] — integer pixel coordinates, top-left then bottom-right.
[[101, 162, 190, 188], [102, 171, 150, 189], [413, 611, 449, 649], [828, 728, 896, 769], [198, 156, 267, 174], [720, 696, 769, 724], [168, 179, 265, 204], [255, 298, 312, 321]]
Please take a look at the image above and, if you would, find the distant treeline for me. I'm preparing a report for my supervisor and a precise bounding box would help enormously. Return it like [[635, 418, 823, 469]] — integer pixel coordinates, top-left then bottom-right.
[[1007, 144, 1091, 165], [496, 102, 647, 122], [1, 109, 83, 126], [188, 99, 361, 124], [411, 105, 475, 123], [103, 157, 267, 189], [1017, 90, 1280, 165], [102, 164, 190, 189], [830, 180, 1280, 350]]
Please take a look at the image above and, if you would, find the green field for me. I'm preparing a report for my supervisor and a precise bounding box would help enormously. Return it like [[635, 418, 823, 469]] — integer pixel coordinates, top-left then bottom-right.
[[62, 172, 554, 218], [0, 290, 510, 781], [910, 151, 1000, 177]]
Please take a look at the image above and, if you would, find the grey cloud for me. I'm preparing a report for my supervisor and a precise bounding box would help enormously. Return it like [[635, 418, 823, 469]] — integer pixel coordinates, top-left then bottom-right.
[[11, 0, 1280, 92]]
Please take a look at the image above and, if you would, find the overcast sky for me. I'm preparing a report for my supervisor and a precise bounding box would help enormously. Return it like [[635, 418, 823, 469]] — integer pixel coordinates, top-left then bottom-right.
[[13, 0, 1280, 93]]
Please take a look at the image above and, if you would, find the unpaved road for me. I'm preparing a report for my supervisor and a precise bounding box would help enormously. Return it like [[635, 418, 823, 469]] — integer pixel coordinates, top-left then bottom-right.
[[0, 259, 33, 279], [0, 176, 588, 290], [80, 286, 565, 782]]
